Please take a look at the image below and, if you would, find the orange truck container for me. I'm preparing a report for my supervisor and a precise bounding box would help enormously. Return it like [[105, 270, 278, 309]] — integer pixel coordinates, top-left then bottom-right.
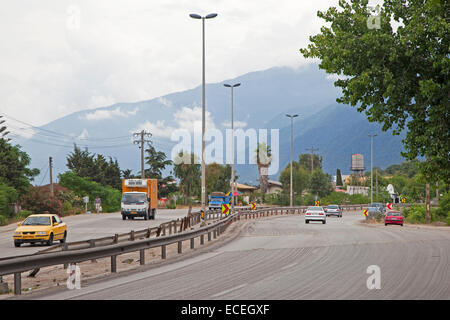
[[121, 179, 158, 220]]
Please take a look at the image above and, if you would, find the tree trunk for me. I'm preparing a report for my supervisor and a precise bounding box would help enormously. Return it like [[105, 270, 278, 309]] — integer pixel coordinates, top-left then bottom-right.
[[425, 182, 430, 224]]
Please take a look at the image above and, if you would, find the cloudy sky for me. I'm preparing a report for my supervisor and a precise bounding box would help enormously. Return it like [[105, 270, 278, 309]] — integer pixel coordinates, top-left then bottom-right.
[[0, 0, 357, 127]]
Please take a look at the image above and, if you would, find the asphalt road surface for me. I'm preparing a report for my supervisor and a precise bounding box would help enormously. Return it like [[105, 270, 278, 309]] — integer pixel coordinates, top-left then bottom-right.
[[0, 208, 193, 258], [21, 210, 450, 300]]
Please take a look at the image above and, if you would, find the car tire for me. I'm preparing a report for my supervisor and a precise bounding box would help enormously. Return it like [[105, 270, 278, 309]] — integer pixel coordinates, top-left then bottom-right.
[[322, 220, 326, 224], [305, 220, 309, 224], [60, 231, 67, 244], [401, 224, 403, 226], [144, 211, 148, 220], [14, 241, 21, 248], [385, 223, 388, 226], [46, 233, 54, 246]]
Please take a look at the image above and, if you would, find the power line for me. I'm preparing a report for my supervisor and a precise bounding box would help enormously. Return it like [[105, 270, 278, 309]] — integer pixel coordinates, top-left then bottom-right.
[[133, 130, 152, 179]]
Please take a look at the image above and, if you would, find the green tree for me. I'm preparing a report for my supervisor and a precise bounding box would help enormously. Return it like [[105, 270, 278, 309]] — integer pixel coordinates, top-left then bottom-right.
[[336, 169, 343, 186], [300, 0, 449, 184], [0, 138, 39, 194], [173, 151, 201, 206], [298, 153, 322, 172], [279, 162, 310, 197], [144, 142, 175, 198], [206, 163, 233, 195], [310, 170, 333, 198]]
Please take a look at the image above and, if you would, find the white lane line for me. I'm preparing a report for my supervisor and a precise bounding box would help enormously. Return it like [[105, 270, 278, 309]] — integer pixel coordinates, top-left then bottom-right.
[[281, 262, 298, 270], [211, 284, 247, 298]]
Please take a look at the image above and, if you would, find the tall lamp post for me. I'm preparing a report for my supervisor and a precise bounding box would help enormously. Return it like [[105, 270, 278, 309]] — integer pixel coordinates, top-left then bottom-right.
[[368, 134, 377, 204], [286, 114, 298, 207], [224, 83, 241, 213], [190, 13, 218, 216]]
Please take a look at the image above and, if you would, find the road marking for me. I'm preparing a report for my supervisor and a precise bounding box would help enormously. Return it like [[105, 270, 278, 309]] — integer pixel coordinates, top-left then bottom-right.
[[281, 262, 298, 270], [211, 284, 247, 298]]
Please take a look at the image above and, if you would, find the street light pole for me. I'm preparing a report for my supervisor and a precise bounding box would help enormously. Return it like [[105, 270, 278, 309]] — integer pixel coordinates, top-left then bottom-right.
[[224, 83, 241, 213], [286, 114, 298, 207], [190, 13, 217, 216], [368, 134, 377, 204]]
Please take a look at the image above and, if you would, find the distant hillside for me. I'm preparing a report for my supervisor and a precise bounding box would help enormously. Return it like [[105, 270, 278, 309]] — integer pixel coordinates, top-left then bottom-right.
[[11, 63, 406, 186]]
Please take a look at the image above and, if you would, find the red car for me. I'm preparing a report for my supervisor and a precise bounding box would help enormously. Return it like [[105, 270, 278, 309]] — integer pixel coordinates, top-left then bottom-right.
[[385, 211, 404, 226]]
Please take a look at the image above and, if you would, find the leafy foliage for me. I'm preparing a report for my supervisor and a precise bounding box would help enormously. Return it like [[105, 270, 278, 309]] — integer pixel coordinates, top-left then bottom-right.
[[144, 142, 177, 198], [300, 0, 450, 183], [173, 152, 201, 204]]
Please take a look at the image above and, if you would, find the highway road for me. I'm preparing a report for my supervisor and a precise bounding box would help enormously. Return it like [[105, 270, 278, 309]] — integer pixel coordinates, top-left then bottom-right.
[[0, 208, 193, 258], [17, 210, 450, 300]]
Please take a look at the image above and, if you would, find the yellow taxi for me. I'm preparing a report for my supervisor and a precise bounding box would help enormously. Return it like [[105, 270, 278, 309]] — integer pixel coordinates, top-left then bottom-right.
[[13, 214, 67, 247]]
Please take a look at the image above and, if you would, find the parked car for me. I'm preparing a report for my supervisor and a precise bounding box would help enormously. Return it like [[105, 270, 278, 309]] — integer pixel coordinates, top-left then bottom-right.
[[305, 206, 326, 224], [384, 211, 404, 226], [13, 214, 67, 247], [325, 205, 342, 217]]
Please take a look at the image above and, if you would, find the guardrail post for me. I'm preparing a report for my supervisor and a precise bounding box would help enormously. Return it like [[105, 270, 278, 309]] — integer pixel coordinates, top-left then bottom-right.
[[14, 272, 21, 295], [146, 228, 151, 238], [169, 222, 172, 235], [63, 242, 69, 269], [208, 232, 211, 242], [114, 234, 119, 244], [140, 249, 145, 265], [178, 241, 182, 254], [161, 245, 166, 259], [89, 239, 97, 263], [190, 237, 195, 249], [213, 229, 217, 239], [130, 230, 135, 241], [111, 255, 117, 273], [200, 234, 204, 245]]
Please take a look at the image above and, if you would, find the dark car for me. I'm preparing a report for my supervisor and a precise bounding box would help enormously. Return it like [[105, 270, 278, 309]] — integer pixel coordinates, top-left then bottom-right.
[[370, 203, 386, 214], [325, 205, 342, 217]]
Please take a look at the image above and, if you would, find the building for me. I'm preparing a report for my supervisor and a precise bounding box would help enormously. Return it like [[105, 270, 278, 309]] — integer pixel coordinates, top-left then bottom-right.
[[346, 186, 369, 196], [266, 180, 283, 194]]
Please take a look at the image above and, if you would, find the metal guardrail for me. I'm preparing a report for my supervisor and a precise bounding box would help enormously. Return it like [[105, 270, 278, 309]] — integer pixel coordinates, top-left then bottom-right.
[[0, 204, 368, 295]]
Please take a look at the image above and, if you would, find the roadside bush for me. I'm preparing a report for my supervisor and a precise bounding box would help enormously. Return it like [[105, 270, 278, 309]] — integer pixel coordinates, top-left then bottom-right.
[[0, 182, 18, 218], [436, 191, 450, 221], [167, 199, 176, 209], [402, 205, 440, 224], [58, 171, 121, 212], [61, 201, 73, 215], [348, 194, 371, 205], [0, 215, 7, 226], [19, 186, 62, 215], [16, 210, 33, 220]]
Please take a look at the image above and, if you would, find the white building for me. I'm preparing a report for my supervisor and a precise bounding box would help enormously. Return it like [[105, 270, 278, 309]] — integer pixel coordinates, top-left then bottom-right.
[[346, 185, 369, 196]]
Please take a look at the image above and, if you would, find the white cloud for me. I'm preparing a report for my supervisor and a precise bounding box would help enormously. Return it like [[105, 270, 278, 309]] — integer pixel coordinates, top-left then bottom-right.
[[84, 107, 138, 120], [133, 105, 217, 138], [0, 0, 340, 126], [158, 97, 173, 108]]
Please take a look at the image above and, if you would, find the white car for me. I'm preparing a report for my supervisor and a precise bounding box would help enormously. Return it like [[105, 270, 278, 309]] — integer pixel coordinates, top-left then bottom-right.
[[305, 206, 327, 224]]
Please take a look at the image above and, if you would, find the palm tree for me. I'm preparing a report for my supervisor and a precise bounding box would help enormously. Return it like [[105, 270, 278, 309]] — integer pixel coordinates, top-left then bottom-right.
[[255, 142, 272, 194], [173, 151, 201, 216]]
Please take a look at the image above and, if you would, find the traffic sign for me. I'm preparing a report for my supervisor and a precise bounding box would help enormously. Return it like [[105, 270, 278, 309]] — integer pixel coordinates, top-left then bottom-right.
[[315, 201, 319, 206], [386, 203, 393, 210], [250, 203, 256, 210], [222, 204, 230, 214], [363, 209, 369, 217]]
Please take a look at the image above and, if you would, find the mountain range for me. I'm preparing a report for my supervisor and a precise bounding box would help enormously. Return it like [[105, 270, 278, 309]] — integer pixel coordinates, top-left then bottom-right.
[[12, 63, 406, 186]]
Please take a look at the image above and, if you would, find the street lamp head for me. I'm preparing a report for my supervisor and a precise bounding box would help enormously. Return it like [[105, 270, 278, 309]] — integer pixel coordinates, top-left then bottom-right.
[[224, 84, 231, 87], [286, 114, 299, 118], [189, 13, 202, 19], [205, 13, 218, 19], [233, 83, 241, 87]]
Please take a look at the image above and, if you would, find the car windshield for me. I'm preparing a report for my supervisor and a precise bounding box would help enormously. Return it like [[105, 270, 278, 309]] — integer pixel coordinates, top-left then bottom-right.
[[327, 205, 338, 209], [122, 193, 146, 204], [22, 216, 51, 226], [368, 207, 380, 212], [388, 212, 401, 216], [307, 206, 323, 211]]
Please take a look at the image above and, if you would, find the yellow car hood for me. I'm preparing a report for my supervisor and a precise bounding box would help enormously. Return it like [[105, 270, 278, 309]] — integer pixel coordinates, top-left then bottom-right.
[[15, 225, 51, 233]]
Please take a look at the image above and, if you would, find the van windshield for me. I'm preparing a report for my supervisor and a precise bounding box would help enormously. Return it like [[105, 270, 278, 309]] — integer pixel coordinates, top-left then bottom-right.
[[122, 193, 146, 204]]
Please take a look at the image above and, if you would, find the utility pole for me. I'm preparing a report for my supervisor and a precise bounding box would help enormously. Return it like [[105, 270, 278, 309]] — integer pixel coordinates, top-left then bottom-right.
[[305, 147, 319, 173], [286, 114, 298, 207], [376, 168, 378, 201], [49, 157, 54, 197], [133, 130, 152, 179], [368, 134, 377, 204]]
